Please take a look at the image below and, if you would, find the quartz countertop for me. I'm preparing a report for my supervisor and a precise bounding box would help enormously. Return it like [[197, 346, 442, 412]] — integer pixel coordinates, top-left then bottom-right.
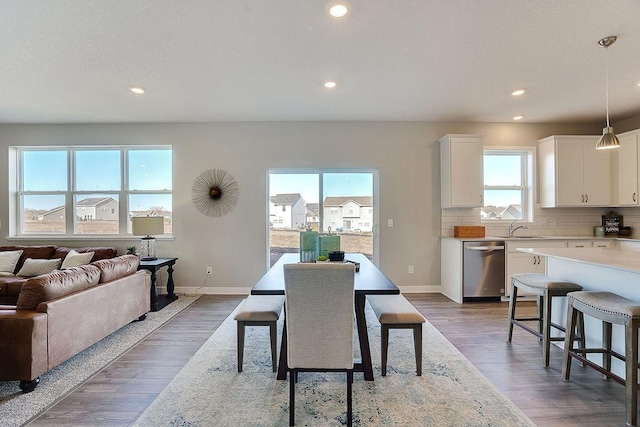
[[516, 247, 640, 274], [440, 235, 624, 242]]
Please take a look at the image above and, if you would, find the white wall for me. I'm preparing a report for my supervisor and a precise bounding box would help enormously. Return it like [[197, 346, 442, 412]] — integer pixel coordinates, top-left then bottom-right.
[[0, 121, 601, 294]]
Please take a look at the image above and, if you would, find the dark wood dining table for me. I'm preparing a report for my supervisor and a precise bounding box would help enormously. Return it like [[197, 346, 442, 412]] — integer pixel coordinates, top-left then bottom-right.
[[251, 252, 400, 381]]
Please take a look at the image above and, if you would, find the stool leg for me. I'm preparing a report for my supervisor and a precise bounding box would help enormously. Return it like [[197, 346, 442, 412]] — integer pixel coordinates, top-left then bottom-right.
[[542, 291, 553, 367], [577, 311, 587, 367], [413, 324, 422, 376], [237, 321, 245, 373], [381, 324, 389, 376], [270, 321, 277, 372], [626, 319, 639, 426], [562, 300, 577, 381], [507, 282, 518, 342], [603, 321, 612, 380], [537, 294, 544, 340]]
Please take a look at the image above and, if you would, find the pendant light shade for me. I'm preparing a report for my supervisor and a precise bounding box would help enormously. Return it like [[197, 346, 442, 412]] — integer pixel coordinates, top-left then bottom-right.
[[595, 36, 619, 150]]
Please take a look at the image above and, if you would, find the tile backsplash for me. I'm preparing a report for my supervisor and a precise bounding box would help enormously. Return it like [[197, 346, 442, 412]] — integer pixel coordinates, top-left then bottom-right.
[[441, 205, 640, 238]]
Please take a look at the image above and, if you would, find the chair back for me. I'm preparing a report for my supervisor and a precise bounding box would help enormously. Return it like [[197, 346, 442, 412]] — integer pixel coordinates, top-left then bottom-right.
[[283, 263, 355, 370]]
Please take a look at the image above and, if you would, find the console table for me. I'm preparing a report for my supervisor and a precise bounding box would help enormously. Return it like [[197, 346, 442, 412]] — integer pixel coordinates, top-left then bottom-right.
[[138, 257, 178, 312]]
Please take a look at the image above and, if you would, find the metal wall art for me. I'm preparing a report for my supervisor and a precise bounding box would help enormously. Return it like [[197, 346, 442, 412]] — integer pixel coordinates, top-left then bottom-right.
[[191, 168, 239, 217]]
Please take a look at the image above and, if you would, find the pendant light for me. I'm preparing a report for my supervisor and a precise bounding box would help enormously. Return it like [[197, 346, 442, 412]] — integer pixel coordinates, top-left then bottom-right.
[[595, 36, 620, 150]]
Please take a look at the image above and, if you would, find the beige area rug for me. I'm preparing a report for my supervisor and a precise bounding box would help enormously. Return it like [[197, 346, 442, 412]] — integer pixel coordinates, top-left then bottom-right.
[[0, 295, 200, 427], [133, 303, 535, 426]]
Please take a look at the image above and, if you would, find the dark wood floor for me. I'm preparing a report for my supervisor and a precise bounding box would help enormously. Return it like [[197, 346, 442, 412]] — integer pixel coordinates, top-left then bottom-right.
[[28, 294, 627, 426]]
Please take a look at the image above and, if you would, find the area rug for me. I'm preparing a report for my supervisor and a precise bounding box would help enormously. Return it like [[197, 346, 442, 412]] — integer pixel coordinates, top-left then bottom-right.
[[133, 303, 535, 426], [0, 295, 200, 427]]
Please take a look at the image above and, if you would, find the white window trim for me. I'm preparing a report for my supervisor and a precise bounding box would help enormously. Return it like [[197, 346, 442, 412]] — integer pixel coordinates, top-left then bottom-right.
[[8, 145, 172, 239], [482, 146, 536, 224]]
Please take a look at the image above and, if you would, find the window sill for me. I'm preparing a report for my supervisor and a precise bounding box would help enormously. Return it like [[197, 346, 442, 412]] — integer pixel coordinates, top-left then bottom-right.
[[5, 235, 175, 242]]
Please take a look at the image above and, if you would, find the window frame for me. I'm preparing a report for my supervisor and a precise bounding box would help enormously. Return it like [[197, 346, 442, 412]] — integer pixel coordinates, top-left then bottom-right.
[[10, 145, 172, 238], [481, 146, 536, 223]]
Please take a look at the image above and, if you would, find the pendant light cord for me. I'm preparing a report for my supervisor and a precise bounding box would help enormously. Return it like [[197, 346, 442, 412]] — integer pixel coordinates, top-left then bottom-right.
[[605, 45, 610, 128]]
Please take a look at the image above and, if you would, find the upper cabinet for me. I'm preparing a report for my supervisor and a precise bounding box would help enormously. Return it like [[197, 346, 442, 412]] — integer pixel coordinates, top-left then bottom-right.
[[615, 129, 640, 206], [539, 135, 612, 207], [440, 134, 484, 208]]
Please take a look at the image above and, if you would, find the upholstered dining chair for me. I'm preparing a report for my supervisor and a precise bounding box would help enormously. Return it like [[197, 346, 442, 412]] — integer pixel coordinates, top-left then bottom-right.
[[283, 263, 356, 427]]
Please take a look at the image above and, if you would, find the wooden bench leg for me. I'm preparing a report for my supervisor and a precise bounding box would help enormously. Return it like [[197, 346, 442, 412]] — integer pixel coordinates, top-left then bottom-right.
[[626, 319, 639, 427], [562, 300, 577, 381], [507, 283, 518, 342], [381, 324, 389, 376], [270, 321, 277, 372], [542, 291, 552, 367], [413, 323, 422, 376], [237, 321, 245, 373]]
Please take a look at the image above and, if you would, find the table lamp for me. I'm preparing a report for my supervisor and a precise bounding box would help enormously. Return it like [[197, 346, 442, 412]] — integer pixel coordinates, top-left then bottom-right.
[[131, 216, 164, 261]]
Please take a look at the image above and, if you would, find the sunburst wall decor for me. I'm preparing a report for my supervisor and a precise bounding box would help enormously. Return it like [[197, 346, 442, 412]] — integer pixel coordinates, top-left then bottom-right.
[[191, 168, 239, 217]]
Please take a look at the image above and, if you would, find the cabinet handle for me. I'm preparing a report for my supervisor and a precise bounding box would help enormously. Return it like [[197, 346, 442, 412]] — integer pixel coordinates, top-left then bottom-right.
[[585, 194, 588, 203], [581, 194, 585, 203], [634, 193, 637, 202], [532, 256, 536, 266]]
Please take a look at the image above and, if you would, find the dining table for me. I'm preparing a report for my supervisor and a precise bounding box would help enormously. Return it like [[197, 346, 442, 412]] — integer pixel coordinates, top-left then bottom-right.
[[251, 252, 400, 381]]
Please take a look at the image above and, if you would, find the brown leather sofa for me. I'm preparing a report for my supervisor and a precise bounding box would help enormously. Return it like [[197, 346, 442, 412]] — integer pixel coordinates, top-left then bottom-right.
[[0, 254, 150, 392], [0, 245, 117, 305]]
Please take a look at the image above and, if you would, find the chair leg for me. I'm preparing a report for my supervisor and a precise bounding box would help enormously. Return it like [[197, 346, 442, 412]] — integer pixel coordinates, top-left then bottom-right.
[[269, 321, 277, 372], [602, 321, 613, 380], [626, 320, 639, 427], [289, 369, 296, 426], [413, 324, 422, 376], [542, 291, 552, 367], [537, 294, 544, 340], [347, 370, 353, 427], [507, 283, 518, 342], [381, 324, 389, 376], [237, 321, 245, 373], [562, 301, 577, 381]]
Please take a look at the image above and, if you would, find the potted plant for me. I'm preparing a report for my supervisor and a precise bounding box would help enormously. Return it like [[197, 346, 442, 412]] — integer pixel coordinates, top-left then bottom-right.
[[126, 246, 137, 255]]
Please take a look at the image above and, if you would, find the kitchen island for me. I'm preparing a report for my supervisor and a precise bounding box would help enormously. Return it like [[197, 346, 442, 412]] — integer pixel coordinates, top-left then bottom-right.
[[516, 247, 640, 378]]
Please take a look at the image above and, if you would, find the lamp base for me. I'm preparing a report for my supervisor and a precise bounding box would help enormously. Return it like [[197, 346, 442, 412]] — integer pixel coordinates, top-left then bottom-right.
[[140, 256, 157, 261], [140, 236, 158, 260]]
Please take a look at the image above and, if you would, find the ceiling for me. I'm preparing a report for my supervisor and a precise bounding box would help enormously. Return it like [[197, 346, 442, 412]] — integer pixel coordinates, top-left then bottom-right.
[[1, 0, 639, 125]]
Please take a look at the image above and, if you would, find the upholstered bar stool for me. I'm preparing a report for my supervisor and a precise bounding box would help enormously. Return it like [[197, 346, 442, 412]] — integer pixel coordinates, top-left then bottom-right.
[[367, 294, 426, 376], [234, 295, 285, 373], [562, 291, 640, 426], [507, 273, 584, 367]]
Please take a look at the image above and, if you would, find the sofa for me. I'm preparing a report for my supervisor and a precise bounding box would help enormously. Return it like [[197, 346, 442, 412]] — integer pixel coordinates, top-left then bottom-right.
[[0, 253, 150, 392], [0, 245, 118, 305]]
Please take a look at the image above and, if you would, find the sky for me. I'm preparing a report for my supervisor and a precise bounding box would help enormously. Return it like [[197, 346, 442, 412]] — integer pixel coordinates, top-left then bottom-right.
[[483, 154, 522, 207], [269, 172, 374, 204], [21, 148, 171, 211]]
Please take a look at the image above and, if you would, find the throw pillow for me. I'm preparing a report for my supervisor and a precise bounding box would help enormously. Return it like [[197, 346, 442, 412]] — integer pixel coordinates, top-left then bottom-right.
[[61, 249, 95, 269], [16, 258, 62, 277], [0, 250, 23, 274]]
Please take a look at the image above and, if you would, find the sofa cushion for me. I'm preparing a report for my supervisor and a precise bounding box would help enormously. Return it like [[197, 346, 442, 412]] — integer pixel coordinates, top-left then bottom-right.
[[92, 255, 139, 283], [16, 265, 101, 311], [16, 258, 62, 278], [60, 249, 95, 269], [0, 250, 23, 274], [53, 246, 117, 262], [0, 245, 57, 274]]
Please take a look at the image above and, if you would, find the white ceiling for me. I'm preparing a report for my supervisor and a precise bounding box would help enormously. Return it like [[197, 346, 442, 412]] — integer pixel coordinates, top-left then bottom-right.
[[1, 0, 639, 125]]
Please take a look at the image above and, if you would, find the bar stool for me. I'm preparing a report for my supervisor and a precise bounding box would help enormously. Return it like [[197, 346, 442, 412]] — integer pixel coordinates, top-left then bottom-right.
[[507, 273, 584, 367], [234, 295, 285, 373], [562, 291, 640, 426]]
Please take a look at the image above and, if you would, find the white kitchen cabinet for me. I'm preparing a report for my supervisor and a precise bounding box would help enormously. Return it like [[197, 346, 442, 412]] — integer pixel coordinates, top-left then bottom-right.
[[505, 240, 567, 296], [567, 240, 612, 248], [615, 130, 640, 206], [440, 134, 484, 208], [539, 135, 612, 207]]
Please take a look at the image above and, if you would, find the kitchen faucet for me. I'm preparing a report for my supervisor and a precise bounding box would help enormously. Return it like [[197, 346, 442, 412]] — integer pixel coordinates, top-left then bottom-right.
[[509, 220, 528, 237]]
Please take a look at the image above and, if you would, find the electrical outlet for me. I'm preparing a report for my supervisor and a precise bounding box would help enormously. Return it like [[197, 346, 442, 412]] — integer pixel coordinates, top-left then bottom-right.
[[408, 265, 414, 274], [206, 266, 213, 275]]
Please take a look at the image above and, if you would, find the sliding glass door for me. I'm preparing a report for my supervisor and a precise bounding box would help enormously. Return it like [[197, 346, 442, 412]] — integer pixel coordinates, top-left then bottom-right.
[[268, 170, 376, 266]]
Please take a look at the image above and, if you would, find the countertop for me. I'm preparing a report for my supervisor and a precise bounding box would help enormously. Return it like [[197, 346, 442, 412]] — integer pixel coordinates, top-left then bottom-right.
[[516, 247, 640, 274], [441, 235, 635, 242]]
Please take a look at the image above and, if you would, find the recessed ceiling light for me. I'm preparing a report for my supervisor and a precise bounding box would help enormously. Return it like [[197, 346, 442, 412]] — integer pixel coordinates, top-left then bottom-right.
[[511, 88, 527, 96], [513, 115, 525, 120], [129, 86, 145, 94], [324, 81, 337, 89], [329, 4, 348, 18]]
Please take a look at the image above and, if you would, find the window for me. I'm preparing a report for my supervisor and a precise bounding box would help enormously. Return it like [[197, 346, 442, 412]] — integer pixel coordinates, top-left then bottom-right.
[[268, 170, 377, 266], [482, 148, 534, 222], [13, 146, 172, 236]]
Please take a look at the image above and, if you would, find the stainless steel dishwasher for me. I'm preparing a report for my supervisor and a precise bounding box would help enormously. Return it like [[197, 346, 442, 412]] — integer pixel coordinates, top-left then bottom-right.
[[463, 241, 505, 299]]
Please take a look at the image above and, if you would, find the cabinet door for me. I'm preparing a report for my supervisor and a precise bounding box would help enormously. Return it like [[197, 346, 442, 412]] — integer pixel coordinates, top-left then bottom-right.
[[617, 133, 639, 206], [441, 135, 483, 208], [555, 141, 584, 206], [567, 240, 592, 248], [583, 142, 612, 206], [593, 240, 611, 248], [505, 253, 544, 296]]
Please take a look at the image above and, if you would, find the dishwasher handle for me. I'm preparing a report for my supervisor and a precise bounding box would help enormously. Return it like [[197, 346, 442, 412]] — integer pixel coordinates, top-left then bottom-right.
[[465, 246, 505, 251]]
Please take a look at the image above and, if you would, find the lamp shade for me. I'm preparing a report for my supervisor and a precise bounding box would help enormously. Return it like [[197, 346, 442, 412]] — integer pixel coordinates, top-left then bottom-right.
[[595, 127, 621, 150], [131, 216, 164, 236]]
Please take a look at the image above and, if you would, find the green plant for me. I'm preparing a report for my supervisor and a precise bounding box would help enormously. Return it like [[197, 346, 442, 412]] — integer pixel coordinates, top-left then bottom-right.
[[317, 255, 328, 262], [126, 246, 137, 254]]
